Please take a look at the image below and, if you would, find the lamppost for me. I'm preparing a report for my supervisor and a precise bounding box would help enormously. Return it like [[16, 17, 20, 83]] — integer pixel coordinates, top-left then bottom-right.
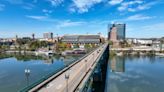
[[25, 68, 31, 86], [92, 53, 95, 61], [85, 60, 87, 73], [97, 50, 99, 54], [65, 71, 70, 92]]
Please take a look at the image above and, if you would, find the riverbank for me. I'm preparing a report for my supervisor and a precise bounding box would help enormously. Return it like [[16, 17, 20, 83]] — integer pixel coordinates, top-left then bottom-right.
[[109, 49, 164, 57]]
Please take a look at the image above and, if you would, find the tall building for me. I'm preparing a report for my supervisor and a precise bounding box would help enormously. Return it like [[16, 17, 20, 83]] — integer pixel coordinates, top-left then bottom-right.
[[43, 32, 53, 39], [108, 23, 126, 41], [109, 26, 117, 42]]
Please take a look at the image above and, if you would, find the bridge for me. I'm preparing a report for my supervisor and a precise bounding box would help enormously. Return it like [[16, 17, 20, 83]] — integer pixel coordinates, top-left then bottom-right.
[[20, 43, 109, 92]]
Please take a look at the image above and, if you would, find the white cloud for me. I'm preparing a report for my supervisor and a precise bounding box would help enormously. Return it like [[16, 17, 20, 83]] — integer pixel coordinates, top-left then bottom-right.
[[23, 3, 35, 10], [142, 23, 164, 32], [137, 1, 158, 10], [47, 0, 64, 6], [118, 0, 144, 12], [0, 4, 5, 11], [118, 0, 158, 12], [111, 14, 155, 22], [70, 0, 102, 13], [56, 20, 85, 28], [108, 0, 123, 5], [42, 9, 53, 16], [126, 14, 154, 21], [128, 23, 164, 38], [26, 15, 48, 20]]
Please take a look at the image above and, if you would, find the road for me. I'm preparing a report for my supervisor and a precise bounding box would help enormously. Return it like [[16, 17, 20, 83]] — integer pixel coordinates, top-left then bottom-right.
[[29, 44, 107, 92]]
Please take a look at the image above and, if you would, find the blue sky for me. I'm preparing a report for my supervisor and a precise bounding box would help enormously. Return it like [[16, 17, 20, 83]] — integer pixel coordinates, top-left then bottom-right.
[[0, 0, 164, 38]]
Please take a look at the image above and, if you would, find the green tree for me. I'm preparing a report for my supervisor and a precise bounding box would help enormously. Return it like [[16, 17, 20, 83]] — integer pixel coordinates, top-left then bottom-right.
[[39, 41, 49, 48], [73, 44, 79, 48], [55, 42, 68, 52], [108, 40, 113, 45], [84, 44, 91, 49], [1, 45, 10, 51], [29, 41, 40, 51], [91, 44, 96, 48]]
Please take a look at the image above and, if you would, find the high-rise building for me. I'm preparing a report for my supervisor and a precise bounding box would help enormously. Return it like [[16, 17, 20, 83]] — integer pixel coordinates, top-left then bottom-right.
[[108, 23, 126, 41], [43, 32, 53, 39], [109, 26, 117, 42]]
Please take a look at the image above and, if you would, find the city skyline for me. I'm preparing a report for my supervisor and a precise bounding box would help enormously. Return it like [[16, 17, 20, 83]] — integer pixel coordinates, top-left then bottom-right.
[[0, 0, 164, 38]]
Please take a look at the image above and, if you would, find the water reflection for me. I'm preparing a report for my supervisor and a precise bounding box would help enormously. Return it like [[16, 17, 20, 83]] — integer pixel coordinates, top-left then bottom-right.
[[106, 55, 164, 92], [110, 56, 125, 73], [0, 53, 82, 92], [24, 69, 30, 86]]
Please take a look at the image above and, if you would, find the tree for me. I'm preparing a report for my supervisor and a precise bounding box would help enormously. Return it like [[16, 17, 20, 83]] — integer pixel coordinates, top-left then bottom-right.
[[108, 40, 113, 45], [16, 38, 31, 51], [1, 45, 10, 51], [55, 42, 67, 52], [29, 41, 40, 51], [91, 44, 96, 48], [39, 41, 49, 48], [160, 40, 164, 52], [84, 44, 91, 49], [73, 44, 79, 48]]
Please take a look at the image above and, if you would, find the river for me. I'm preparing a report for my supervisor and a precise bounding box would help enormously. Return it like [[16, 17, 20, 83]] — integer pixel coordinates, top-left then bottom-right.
[[0, 53, 82, 92], [106, 55, 164, 92]]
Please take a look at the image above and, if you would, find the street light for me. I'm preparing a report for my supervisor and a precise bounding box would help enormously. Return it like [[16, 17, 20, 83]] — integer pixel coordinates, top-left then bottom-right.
[[85, 60, 87, 73], [92, 53, 95, 61], [65, 71, 70, 92], [25, 68, 30, 86], [97, 50, 99, 53]]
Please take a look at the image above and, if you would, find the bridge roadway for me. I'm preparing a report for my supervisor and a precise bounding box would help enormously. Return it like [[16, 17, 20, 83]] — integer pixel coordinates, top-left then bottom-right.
[[29, 44, 108, 92]]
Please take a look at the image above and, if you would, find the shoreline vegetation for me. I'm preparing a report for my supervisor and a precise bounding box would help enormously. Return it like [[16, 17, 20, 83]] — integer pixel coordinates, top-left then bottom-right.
[[108, 40, 164, 57], [109, 49, 164, 58], [110, 50, 155, 56], [0, 38, 99, 54]]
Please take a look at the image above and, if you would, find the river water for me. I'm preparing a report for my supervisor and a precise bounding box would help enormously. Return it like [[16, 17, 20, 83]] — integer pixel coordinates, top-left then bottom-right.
[[0, 54, 82, 92], [106, 55, 164, 92]]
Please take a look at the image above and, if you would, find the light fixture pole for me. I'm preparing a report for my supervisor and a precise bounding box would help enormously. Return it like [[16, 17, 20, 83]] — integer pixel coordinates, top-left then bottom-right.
[[85, 60, 87, 73], [65, 71, 70, 92], [92, 53, 95, 61]]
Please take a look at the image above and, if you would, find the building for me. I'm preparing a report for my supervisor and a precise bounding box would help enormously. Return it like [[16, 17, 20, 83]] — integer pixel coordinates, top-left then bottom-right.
[[0, 38, 14, 46], [109, 26, 117, 42], [62, 35, 100, 44], [108, 23, 126, 41], [43, 32, 53, 39]]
